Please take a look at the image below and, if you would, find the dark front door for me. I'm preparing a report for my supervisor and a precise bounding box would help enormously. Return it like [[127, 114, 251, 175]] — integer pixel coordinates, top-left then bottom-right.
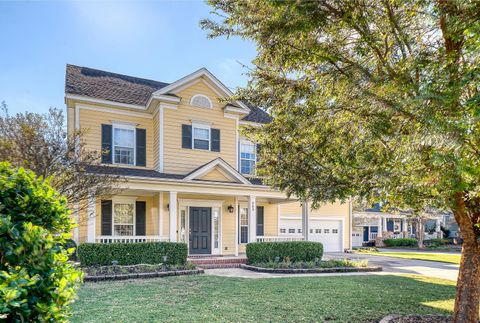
[[189, 207, 212, 254], [363, 226, 369, 242]]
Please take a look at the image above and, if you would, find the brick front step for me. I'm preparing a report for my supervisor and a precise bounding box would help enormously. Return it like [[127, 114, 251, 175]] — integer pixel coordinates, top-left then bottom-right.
[[188, 257, 247, 268], [196, 263, 244, 269]]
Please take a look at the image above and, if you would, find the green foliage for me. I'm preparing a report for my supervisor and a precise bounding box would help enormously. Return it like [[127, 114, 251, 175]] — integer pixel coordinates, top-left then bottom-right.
[[77, 242, 188, 266], [246, 241, 323, 264], [252, 258, 368, 269], [0, 162, 82, 322], [383, 238, 418, 247], [424, 239, 450, 248]]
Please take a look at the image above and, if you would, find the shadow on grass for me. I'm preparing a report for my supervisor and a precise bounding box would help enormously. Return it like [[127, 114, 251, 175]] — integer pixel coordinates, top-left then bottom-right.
[[72, 274, 455, 323]]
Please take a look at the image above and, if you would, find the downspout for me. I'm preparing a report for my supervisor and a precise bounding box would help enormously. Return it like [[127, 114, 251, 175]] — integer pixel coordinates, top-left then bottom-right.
[[349, 199, 353, 251]]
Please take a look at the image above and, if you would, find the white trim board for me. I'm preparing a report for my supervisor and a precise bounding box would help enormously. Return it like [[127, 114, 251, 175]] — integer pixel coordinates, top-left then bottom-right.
[[184, 158, 251, 185]]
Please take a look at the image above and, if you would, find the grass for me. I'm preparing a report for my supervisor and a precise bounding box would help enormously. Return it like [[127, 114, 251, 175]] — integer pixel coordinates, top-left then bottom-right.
[[364, 251, 461, 264], [71, 275, 455, 322]]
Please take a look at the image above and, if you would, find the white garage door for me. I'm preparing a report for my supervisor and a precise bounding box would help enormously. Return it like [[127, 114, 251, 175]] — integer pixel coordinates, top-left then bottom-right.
[[279, 218, 343, 252]]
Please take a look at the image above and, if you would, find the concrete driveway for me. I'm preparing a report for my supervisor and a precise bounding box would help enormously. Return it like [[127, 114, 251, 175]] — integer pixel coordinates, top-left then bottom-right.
[[324, 252, 460, 281]]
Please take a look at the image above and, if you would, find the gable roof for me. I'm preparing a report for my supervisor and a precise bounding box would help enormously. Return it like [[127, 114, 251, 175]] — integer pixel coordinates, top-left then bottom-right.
[[65, 64, 271, 124], [184, 158, 251, 185]]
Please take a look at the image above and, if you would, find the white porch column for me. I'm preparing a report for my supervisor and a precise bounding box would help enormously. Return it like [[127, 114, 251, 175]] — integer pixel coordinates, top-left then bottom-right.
[[169, 191, 177, 242], [377, 216, 383, 238], [402, 218, 407, 238], [382, 217, 387, 234], [248, 195, 256, 243], [73, 203, 79, 244], [87, 194, 96, 243], [302, 201, 309, 241], [436, 218, 442, 238], [158, 192, 163, 238], [234, 197, 239, 256]]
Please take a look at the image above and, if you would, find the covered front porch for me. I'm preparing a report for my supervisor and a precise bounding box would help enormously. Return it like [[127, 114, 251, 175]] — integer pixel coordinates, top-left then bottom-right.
[[353, 212, 443, 246], [74, 185, 306, 256]]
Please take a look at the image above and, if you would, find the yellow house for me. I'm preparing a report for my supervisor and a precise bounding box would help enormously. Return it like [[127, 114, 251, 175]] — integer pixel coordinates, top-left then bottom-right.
[[65, 64, 352, 256]]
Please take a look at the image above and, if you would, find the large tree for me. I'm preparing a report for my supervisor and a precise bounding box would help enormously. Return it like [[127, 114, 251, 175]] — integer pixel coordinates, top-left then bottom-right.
[[0, 104, 121, 215], [202, 1, 480, 322]]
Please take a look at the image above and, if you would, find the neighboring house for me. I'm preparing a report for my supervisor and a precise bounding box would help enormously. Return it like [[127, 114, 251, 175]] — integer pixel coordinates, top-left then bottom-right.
[[65, 65, 352, 254], [351, 203, 456, 247]]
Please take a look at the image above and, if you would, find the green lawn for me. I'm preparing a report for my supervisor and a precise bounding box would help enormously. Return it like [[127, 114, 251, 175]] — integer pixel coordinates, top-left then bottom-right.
[[367, 252, 461, 264], [71, 275, 455, 322]]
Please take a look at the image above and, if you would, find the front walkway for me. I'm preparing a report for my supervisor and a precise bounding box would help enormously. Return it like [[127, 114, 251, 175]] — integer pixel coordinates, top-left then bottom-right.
[[205, 252, 459, 281]]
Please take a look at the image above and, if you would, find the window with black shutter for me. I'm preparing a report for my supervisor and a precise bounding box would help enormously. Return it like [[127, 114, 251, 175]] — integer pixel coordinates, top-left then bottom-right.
[[256, 206, 264, 236], [211, 128, 220, 152], [135, 201, 146, 236], [182, 124, 192, 148], [101, 200, 113, 235], [101, 124, 112, 164], [136, 128, 146, 166]]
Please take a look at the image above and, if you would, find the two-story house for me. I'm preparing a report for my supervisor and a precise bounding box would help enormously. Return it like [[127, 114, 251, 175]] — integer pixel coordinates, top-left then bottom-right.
[[65, 64, 352, 255]]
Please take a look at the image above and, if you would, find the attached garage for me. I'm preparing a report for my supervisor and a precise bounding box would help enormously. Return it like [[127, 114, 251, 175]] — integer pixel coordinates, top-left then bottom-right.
[[279, 217, 344, 252]]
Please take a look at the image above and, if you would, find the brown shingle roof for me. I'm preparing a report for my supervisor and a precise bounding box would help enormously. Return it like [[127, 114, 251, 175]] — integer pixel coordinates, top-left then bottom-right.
[[65, 64, 271, 123]]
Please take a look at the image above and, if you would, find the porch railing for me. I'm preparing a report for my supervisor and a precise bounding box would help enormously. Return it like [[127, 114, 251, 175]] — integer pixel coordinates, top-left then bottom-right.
[[256, 236, 305, 242], [96, 236, 169, 243], [369, 232, 378, 241]]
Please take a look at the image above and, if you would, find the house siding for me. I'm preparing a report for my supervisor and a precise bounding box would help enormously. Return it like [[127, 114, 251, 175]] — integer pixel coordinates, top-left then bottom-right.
[[162, 81, 237, 174]]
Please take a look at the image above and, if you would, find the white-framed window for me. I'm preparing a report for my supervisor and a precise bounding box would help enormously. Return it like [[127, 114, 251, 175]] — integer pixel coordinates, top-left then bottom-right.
[[192, 123, 210, 150], [239, 207, 248, 243], [280, 228, 286, 234], [240, 140, 256, 175], [332, 229, 339, 234], [190, 94, 213, 109], [179, 208, 187, 243], [288, 228, 295, 233], [113, 202, 135, 236], [113, 124, 135, 165], [324, 229, 330, 234]]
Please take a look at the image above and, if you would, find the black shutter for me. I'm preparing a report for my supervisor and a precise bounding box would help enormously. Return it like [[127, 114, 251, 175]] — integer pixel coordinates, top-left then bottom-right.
[[135, 201, 146, 236], [101, 200, 112, 236], [387, 219, 394, 231], [182, 124, 192, 148], [211, 128, 220, 152], [256, 206, 264, 236], [101, 124, 112, 164], [136, 128, 146, 167]]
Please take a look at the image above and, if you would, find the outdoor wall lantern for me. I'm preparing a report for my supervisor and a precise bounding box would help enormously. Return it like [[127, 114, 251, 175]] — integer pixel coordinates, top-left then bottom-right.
[[227, 205, 234, 213]]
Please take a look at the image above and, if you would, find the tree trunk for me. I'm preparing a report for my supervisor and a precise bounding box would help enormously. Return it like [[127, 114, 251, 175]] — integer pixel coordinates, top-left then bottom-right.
[[452, 193, 480, 323], [417, 217, 424, 249], [453, 236, 480, 323]]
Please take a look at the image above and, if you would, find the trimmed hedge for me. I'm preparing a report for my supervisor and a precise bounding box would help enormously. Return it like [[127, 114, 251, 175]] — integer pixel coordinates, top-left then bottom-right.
[[77, 242, 188, 266], [383, 238, 418, 247], [246, 241, 323, 264]]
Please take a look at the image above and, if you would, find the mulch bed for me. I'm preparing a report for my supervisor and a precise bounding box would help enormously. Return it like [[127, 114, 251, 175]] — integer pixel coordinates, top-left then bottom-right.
[[380, 315, 452, 323], [84, 269, 204, 282], [240, 264, 382, 274]]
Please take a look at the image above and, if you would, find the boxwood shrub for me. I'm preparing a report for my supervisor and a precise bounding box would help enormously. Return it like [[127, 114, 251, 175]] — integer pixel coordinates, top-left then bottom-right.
[[383, 238, 418, 247], [77, 242, 188, 266], [246, 241, 323, 264]]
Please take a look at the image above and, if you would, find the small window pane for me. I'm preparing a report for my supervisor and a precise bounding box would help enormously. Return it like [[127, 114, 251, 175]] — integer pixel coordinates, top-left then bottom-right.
[[194, 139, 209, 150], [114, 203, 134, 236], [280, 229, 286, 233], [194, 127, 209, 140], [113, 127, 135, 165], [288, 229, 295, 233], [324, 229, 330, 234]]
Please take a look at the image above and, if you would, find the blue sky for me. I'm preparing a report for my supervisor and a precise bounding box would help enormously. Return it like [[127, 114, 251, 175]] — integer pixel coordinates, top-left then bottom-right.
[[0, 1, 256, 114]]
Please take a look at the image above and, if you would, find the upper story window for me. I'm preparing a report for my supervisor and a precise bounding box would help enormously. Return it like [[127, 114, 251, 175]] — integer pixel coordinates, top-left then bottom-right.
[[193, 123, 210, 150], [240, 140, 256, 175], [113, 124, 135, 165], [190, 94, 212, 109]]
